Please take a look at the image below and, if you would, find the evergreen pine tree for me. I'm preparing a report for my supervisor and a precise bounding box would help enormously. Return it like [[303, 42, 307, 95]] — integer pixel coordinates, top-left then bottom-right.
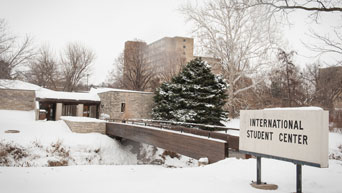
[[152, 57, 228, 128]]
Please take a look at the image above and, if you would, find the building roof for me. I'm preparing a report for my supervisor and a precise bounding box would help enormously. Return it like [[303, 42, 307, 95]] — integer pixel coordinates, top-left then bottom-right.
[[0, 79, 100, 103], [36, 90, 100, 102], [0, 79, 48, 91], [90, 87, 153, 94]]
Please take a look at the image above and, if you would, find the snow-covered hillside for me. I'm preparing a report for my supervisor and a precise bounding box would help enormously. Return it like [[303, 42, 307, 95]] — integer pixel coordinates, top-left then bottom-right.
[[0, 110, 197, 167], [0, 110, 137, 166]]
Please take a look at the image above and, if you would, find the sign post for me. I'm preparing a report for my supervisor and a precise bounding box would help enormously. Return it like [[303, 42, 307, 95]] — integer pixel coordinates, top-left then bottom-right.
[[256, 156, 261, 184], [297, 164, 302, 193], [239, 108, 329, 192]]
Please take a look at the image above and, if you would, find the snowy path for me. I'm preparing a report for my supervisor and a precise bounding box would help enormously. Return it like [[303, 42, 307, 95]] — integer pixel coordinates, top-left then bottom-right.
[[1, 158, 342, 193]]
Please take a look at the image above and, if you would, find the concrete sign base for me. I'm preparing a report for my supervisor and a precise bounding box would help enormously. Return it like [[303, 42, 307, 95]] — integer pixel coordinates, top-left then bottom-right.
[[250, 182, 278, 190]]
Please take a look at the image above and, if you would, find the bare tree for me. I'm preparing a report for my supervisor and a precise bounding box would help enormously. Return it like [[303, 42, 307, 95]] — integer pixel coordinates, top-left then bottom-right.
[[181, 0, 280, 117], [26, 45, 59, 89], [250, 0, 342, 13], [122, 41, 155, 91], [60, 43, 95, 92], [305, 29, 342, 65], [273, 49, 306, 107], [301, 61, 321, 102], [0, 19, 35, 79], [249, 1, 342, 66], [247, 0, 342, 23], [106, 52, 125, 89]]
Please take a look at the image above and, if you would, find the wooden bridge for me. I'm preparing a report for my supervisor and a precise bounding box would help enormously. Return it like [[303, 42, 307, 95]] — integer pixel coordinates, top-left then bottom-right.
[[106, 121, 240, 163]]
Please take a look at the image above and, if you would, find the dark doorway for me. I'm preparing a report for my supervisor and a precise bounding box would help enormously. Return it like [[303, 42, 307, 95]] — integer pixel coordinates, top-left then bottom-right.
[[39, 102, 56, 121]]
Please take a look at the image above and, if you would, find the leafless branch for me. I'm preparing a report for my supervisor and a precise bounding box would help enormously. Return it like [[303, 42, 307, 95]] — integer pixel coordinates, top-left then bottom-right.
[[26, 45, 59, 89], [60, 42, 95, 91], [0, 19, 36, 79]]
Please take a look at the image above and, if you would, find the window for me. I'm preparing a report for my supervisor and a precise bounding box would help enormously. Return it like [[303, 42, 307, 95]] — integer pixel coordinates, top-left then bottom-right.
[[121, 103, 126, 113], [83, 105, 97, 118], [183, 45, 186, 48], [62, 104, 77, 116], [183, 39, 186, 42]]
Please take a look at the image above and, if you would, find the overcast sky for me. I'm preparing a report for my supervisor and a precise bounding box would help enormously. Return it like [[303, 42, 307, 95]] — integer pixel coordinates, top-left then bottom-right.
[[0, 0, 341, 85]]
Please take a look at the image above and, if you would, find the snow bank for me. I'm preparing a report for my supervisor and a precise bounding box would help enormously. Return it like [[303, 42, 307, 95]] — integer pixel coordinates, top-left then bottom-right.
[[0, 158, 341, 193], [0, 110, 136, 166], [134, 143, 197, 167], [0, 110, 36, 122], [61, 116, 106, 122], [0, 110, 197, 167], [329, 132, 342, 160]]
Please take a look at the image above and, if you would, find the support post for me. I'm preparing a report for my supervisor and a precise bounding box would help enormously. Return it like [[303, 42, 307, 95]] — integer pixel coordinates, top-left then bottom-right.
[[251, 156, 277, 190], [257, 156, 261, 184], [296, 164, 302, 193], [55, 103, 62, 120]]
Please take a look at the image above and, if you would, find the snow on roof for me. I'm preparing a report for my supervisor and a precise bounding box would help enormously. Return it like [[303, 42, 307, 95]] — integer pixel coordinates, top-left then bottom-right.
[[36, 90, 100, 102], [0, 79, 100, 102], [0, 79, 48, 91], [90, 87, 153, 94], [264, 106, 323, 111]]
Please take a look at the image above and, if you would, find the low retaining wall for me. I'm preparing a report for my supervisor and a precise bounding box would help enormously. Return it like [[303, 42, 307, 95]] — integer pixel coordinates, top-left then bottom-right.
[[61, 116, 106, 134]]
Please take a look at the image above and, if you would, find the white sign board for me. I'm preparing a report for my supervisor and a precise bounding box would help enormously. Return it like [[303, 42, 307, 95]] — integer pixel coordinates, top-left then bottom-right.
[[239, 108, 329, 168]]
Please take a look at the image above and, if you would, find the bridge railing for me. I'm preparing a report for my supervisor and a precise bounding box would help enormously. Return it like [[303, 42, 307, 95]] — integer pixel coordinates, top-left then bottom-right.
[[105, 118, 239, 131], [105, 118, 240, 151]]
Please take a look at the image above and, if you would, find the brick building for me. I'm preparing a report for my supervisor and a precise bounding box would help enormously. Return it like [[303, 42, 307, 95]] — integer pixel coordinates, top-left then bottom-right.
[[0, 79, 153, 121]]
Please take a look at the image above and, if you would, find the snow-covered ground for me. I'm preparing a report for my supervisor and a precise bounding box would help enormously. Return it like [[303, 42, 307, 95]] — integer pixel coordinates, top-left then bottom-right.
[[1, 111, 342, 193], [0, 110, 137, 166], [0, 158, 341, 193], [0, 110, 196, 167]]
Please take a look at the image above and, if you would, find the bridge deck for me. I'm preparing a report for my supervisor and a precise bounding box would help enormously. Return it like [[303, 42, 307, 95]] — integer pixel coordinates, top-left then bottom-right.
[[106, 122, 239, 163]]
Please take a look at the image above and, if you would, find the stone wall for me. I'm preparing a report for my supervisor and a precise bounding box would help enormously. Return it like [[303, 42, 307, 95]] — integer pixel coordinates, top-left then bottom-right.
[[63, 119, 106, 134], [0, 89, 35, 111], [98, 91, 154, 120]]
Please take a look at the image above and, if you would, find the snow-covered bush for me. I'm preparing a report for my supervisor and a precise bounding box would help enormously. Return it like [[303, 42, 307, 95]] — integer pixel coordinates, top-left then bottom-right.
[[152, 57, 228, 129], [100, 113, 110, 120]]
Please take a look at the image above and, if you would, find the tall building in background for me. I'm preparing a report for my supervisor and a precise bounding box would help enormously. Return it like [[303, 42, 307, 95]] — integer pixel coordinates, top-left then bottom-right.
[[123, 36, 221, 90], [147, 36, 194, 70]]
